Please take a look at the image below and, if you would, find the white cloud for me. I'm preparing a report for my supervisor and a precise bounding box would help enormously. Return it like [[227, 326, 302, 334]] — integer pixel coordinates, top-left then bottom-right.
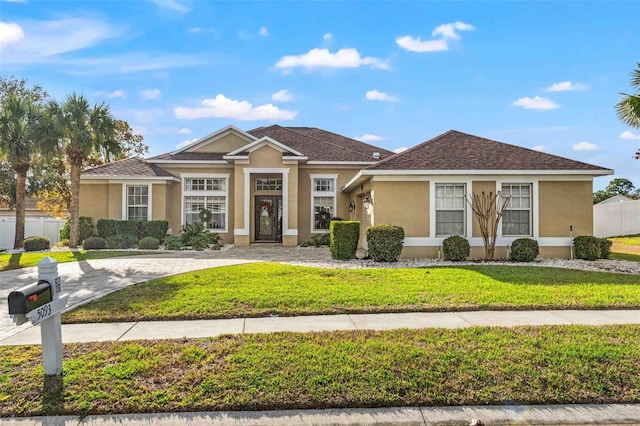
[[323, 32, 332, 42], [531, 145, 545, 152], [0, 18, 125, 64], [175, 138, 198, 149], [59, 53, 205, 74], [174, 94, 298, 121], [177, 128, 192, 134], [274, 48, 388, 71], [396, 21, 474, 53], [393, 147, 408, 153], [573, 141, 598, 151], [148, 0, 190, 13], [259, 26, 269, 37], [272, 89, 294, 102], [95, 90, 125, 98], [432, 21, 475, 39], [141, 89, 161, 100], [620, 130, 640, 140], [545, 81, 588, 92], [0, 22, 24, 46], [188, 27, 202, 33], [513, 96, 560, 110], [366, 90, 399, 103], [356, 134, 385, 142]]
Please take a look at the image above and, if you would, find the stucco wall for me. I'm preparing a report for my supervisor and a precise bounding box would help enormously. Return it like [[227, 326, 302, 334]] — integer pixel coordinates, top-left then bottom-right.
[[370, 181, 429, 237], [79, 183, 110, 220], [192, 133, 249, 153], [471, 180, 497, 238], [539, 180, 593, 237]]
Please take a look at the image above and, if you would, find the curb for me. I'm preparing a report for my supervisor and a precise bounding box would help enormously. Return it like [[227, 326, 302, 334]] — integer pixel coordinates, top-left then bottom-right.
[[1, 404, 639, 425]]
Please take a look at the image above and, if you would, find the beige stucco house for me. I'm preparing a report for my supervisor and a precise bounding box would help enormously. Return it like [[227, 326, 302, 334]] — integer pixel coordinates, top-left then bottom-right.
[[79, 125, 612, 258]]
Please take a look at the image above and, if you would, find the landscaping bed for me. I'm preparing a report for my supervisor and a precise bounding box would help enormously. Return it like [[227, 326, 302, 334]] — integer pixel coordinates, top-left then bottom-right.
[[1, 325, 638, 416]]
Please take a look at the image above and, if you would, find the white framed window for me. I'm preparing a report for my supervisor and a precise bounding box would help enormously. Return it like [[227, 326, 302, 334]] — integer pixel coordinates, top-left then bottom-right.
[[125, 184, 150, 221], [256, 178, 282, 191], [435, 183, 466, 236], [310, 174, 337, 232], [182, 174, 229, 232], [502, 183, 532, 236]]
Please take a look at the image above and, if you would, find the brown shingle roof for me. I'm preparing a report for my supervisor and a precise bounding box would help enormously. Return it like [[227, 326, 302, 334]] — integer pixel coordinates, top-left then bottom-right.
[[247, 125, 393, 162], [148, 152, 226, 161], [367, 130, 612, 171], [82, 157, 177, 178]]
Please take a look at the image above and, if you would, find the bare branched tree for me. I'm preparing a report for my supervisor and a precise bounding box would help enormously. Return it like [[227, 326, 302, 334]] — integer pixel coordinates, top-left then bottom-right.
[[467, 191, 510, 260]]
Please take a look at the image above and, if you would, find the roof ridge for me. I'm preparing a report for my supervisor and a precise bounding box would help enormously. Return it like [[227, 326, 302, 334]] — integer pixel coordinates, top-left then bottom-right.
[[364, 130, 456, 170], [287, 126, 395, 155], [283, 127, 393, 160]]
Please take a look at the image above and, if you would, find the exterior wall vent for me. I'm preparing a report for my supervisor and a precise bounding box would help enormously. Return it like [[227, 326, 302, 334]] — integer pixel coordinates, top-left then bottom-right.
[[373, 152, 380, 160]]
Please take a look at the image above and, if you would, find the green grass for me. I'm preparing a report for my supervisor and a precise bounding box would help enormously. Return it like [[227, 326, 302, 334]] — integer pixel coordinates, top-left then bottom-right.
[[610, 234, 640, 261], [1, 325, 638, 416], [0, 251, 153, 271], [64, 263, 640, 323]]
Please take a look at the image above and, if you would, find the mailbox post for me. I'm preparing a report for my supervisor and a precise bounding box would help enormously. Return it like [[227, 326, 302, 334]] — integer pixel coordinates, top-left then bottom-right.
[[7, 257, 67, 376]]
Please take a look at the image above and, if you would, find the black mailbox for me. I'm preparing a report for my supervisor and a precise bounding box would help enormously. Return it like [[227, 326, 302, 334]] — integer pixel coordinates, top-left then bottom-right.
[[8, 280, 52, 315]]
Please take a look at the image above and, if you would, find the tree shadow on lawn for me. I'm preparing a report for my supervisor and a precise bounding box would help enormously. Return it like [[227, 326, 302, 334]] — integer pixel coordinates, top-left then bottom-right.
[[448, 264, 640, 285]]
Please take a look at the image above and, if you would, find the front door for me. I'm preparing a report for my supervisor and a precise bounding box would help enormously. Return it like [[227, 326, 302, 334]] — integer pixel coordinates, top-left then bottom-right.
[[255, 196, 282, 242]]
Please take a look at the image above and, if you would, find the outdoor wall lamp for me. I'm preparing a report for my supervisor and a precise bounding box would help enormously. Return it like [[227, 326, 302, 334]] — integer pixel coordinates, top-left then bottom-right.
[[348, 201, 355, 212], [362, 195, 371, 209]]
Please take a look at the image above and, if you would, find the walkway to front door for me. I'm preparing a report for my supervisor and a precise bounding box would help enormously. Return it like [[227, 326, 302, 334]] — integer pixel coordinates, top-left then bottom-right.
[[255, 196, 282, 242]]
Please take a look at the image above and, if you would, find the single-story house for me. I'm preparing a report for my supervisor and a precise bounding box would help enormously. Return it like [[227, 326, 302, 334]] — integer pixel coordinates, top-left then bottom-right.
[[79, 125, 613, 258]]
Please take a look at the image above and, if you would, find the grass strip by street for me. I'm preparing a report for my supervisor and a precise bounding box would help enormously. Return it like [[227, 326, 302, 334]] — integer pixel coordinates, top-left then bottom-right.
[[1, 325, 638, 416], [63, 263, 640, 323], [0, 251, 153, 272]]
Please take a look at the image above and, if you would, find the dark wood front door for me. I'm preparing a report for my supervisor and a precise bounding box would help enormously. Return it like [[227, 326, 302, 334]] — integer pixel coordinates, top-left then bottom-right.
[[255, 196, 282, 242]]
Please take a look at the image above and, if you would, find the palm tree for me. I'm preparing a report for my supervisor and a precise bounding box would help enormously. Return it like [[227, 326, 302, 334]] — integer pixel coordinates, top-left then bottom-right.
[[47, 93, 120, 248], [616, 62, 640, 159], [0, 94, 42, 248]]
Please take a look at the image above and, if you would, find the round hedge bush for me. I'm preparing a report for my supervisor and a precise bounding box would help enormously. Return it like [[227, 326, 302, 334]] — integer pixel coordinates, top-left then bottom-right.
[[442, 235, 470, 261], [509, 238, 539, 262], [366, 224, 405, 262], [83, 236, 107, 250], [164, 235, 183, 250], [598, 238, 613, 259], [573, 235, 601, 261], [24, 236, 51, 252], [139, 236, 160, 250]]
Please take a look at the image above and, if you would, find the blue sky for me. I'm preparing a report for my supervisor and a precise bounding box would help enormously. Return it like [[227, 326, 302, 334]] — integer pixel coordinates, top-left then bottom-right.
[[1, 0, 639, 191]]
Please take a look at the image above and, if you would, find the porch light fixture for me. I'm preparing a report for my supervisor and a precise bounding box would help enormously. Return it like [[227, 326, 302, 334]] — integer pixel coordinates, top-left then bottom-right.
[[363, 195, 371, 209], [348, 201, 355, 213]]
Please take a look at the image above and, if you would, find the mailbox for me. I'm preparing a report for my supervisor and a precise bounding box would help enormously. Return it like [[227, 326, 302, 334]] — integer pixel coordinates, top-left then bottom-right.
[[8, 280, 52, 315]]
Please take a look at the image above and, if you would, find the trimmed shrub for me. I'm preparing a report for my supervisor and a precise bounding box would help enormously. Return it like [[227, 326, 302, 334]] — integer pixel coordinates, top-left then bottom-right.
[[141, 221, 169, 243], [97, 219, 119, 239], [164, 235, 183, 250], [61, 217, 95, 244], [304, 233, 330, 247], [83, 236, 107, 250], [509, 238, 539, 262], [599, 238, 613, 259], [179, 223, 223, 250], [442, 235, 470, 261], [330, 221, 360, 260], [139, 236, 160, 250], [573, 235, 601, 261], [366, 224, 405, 262], [56, 239, 69, 248], [114, 220, 139, 240], [24, 236, 50, 252], [106, 234, 137, 250]]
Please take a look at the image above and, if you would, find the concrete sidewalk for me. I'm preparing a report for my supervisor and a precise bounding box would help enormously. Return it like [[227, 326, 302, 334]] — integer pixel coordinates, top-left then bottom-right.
[[2, 309, 640, 345], [2, 404, 640, 425]]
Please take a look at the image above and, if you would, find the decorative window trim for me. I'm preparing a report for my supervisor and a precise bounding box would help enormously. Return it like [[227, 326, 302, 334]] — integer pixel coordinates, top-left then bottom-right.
[[494, 179, 538, 238], [121, 184, 152, 221], [180, 173, 230, 232], [429, 179, 473, 239], [310, 174, 338, 233], [434, 183, 467, 237]]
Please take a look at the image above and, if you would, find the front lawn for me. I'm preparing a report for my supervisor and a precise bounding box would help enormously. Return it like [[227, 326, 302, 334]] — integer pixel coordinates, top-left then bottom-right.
[[63, 263, 640, 323], [610, 234, 640, 262], [1, 325, 638, 416], [0, 250, 154, 272]]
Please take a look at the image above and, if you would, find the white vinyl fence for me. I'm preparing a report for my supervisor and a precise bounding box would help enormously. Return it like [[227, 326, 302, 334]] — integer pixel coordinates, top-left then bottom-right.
[[593, 199, 640, 237], [0, 216, 66, 250]]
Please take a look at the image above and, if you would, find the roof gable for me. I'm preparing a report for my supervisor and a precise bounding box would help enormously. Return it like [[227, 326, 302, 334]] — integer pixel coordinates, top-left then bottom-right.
[[168, 125, 257, 155], [248, 125, 393, 162], [225, 136, 306, 158], [367, 130, 612, 172]]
